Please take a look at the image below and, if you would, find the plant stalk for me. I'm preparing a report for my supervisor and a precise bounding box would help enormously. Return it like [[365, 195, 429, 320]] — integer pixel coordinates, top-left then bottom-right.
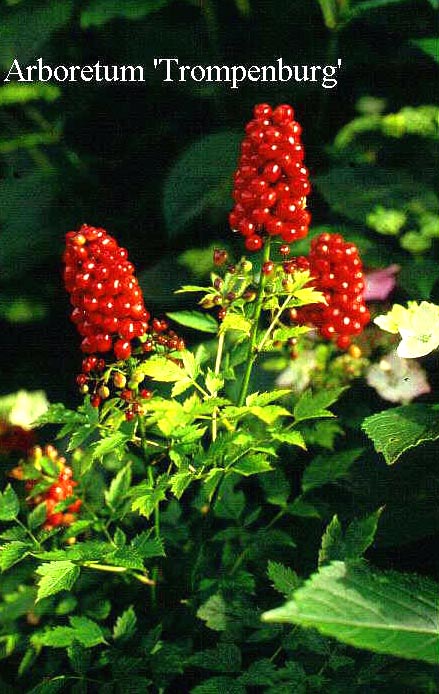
[[237, 241, 271, 406]]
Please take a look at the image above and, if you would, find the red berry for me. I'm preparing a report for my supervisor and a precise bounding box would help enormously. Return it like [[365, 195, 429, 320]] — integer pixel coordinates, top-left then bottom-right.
[[140, 389, 153, 400], [90, 394, 101, 408], [245, 235, 263, 252], [262, 261, 274, 275], [114, 339, 131, 361]]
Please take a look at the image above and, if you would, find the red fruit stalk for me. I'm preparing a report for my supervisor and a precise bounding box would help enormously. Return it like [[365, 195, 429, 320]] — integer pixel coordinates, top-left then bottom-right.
[[229, 103, 311, 251], [295, 233, 370, 349], [63, 224, 150, 361]]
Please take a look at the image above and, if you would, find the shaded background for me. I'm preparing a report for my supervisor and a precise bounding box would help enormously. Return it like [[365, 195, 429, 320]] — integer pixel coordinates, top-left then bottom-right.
[[0, 0, 438, 406]]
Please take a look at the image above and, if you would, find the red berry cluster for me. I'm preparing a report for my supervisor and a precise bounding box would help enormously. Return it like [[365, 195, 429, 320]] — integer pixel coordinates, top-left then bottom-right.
[[294, 233, 370, 349], [18, 445, 82, 530], [63, 224, 150, 362], [229, 103, 311, 252]]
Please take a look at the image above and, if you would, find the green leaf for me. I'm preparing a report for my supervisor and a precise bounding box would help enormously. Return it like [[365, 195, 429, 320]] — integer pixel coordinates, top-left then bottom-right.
[[219, 313, 252, 336], [190, 643, 241, 672], [166, 310, 218, 333], [294, 387, 345, 423], [315, 167, 439, 226], [263, 561, 439, 664], [130, 532, 165, 559], [197, 593, 228, 631], [231, 455, 273, 476], [169, 470, 194, 499], [412, 37, 439, 63], [191, 677, 246, 694], [362, 405, 439, 464], [113, 605, 137, 642], [163, 131, 241, 235], [28, 502, 48, 530], [318, 515, 344, 566], [0, 485, 19, 521], [271, 430, 307, 449], [130, 480, 168, 519], [0, 83, 60, 107], [249, 405, 292, 425], [141, 356, 186, 382], [302, 448, 363, 492], [35, 561, 80, 602], [0, 541, 31, 571], [91, 432, 129, 460], [205, 369, 224, 396], [344, 509, 383, 559], [267, 560, 301, 598], [80, 0, 169, 28], [32, 616, 105, 649], [105, 463, 132, 509]]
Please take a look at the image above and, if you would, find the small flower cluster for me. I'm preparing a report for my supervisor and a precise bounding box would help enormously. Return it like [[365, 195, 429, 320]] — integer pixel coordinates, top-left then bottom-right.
[[229, 103, 311, 251], [63, 224, 150, 361], [10, 445, 82, 530], [294, 233, 370, 349]]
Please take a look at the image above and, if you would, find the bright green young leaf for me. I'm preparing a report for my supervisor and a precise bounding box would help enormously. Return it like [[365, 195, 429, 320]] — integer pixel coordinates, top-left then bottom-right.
[[141, 356, 186, 382], [362, 404, 439, 464], [294, 387, 346, 423], [166, 310, 218, 333], [91, 432, 129, 461], [0, 485, 19, 521], [219, 313, 252, 336], [231, 455, 273, 477], [302, 449, 363, 492], [271, 430, 307, 449], [205, 369, 224, 395], [169, 470, 194, 499], [263, 561, 439, 664], [36, 561, 80, 602], [197, 593, 228, 632], [249, 405, 292, 425]]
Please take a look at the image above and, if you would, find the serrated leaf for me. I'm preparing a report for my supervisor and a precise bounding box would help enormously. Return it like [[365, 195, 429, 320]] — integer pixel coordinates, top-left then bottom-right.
[[294, 387, 345, 423], [190, 643, 241, 672], [28, 502, 48, 530], [362, 405, 439, 464], [91, 432, 129, 460], [197, 593, 228, 631], [0, 541, 31, 571], [302, 449, 363, 493], [267, 560, 301, 598], [141, 356, 186, 382], [113, 605, 137, 642], [238, 659, 277, 687], [35, 561, 80, 602], [318, 515, 344, 566], [33, 402, 79, 427], [344, 509, 383, 559], [130, 480, 167, 519], [271, 430, 307, 449], [245, 390, 291, 407], [272, 326, 311, 342], [166, 310, 218, 333], [169, 470, 194, 499], [263, 560, 439, 664], [249, 405, 292, 425], [205, 369, 224, 396], [231, 455, 273, 476], [32, 616, 105, 649], [0, 485, 19, 521], [130, 532, 165, 559], [219, 313, 252, 336], [191, 677, 246, 694], [105, 463, 132, 509]]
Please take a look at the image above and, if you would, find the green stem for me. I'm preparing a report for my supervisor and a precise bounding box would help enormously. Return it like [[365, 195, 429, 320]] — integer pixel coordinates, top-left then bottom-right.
[[237, 241, 271, 406], [138, 416, 160, 605], [212, 331, 225, 441], [256, 293, 293, 353]]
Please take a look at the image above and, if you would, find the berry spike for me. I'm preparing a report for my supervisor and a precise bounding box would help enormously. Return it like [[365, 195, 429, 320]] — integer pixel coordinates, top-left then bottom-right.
[[295, 232, 370, 349], [230, 103, 311, 250], [63, 224, 150, 360]]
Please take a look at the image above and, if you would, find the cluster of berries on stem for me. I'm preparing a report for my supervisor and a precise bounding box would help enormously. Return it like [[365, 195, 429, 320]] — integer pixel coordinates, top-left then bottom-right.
[[10, 445, 82, 530], [230, 103, 311, 251], [293, 233, 370, 349], [63, 224, 150, 361]]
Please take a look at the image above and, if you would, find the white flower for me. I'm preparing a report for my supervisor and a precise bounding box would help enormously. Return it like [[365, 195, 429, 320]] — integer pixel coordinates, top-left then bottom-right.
[[366, 351, 430, 403], [374, 301, 439, 358], [0, 390, 49, 430]]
